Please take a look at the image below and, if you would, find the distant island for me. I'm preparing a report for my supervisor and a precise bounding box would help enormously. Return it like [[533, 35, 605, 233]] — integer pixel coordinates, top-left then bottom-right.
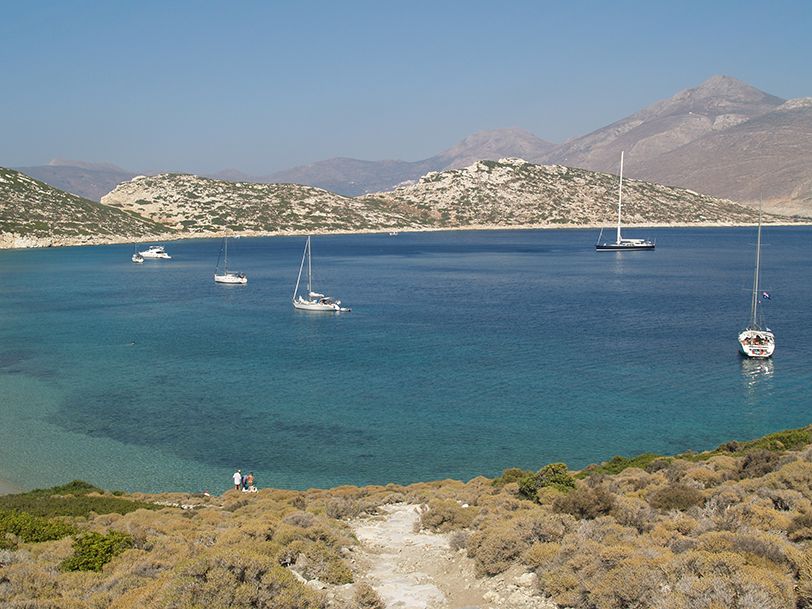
[[2, 160, 807, 250], [1, 424, 810, 608]]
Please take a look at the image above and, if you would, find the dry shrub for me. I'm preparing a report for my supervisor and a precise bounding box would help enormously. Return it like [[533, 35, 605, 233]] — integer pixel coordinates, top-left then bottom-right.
[[683, 464, 725, 488], [448, 530, 469, 551], [788, 512, 812, 542], [798, 552, 812, 609], [648, 484, 704, 512], [523, 541, 560, 569], [722, 496, 793, 532], [535, 536, 671, 609], [604, 467, 653, 494], [282, 511, 315, 528], [419, 500, 476, 533], [513, 510, 572, 544], [611, 496, 656, 533], [223, 498, 250, 512], [353, 582, 384, 609], [283, 539, 353, 584], [271, 521, 348, 550], [695, 530, 798, 573], [667, 550, 795, 609], [739, 449, 782, 479], [763, 460, 812, 500], [553, 485, 615, 520], [467, 525, 526, 576], [154, 547, 324, 609], [325, 497, 361, 520], [649, 512, 699, 547]]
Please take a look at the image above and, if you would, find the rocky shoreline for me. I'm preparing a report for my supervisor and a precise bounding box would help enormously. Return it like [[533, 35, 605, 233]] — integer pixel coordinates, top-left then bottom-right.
[[2, 220, 810, 251]]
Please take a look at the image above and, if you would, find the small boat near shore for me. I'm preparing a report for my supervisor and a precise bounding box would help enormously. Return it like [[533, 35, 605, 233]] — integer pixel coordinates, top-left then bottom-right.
[[214, 236, 247, 284], [131, 252, 144, 263], [596, 151, 655, 251], [738, 212, 775, 358], [139, 245, 172, 259], [292, 236, 350, 312]]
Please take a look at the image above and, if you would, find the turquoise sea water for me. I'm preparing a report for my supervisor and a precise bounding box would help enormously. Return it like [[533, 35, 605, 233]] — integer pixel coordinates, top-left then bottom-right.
[[0, 228, 810, 494]]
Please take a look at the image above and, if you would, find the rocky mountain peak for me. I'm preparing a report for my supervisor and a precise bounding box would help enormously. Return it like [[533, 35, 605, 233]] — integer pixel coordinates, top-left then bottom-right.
[[671, 75, 784, 107]]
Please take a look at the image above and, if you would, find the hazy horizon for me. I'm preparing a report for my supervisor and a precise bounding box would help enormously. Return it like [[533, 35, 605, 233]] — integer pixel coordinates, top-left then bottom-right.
[[2, 0, 810, 175]]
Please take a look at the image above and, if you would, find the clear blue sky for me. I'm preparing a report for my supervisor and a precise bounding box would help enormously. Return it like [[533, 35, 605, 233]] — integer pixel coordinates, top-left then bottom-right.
[[2, 0, 810, 174]]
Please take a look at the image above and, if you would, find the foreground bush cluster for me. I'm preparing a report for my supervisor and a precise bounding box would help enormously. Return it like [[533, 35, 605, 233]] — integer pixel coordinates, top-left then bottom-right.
[[0, 425, 810, 609], [416, 425, 812, 609]]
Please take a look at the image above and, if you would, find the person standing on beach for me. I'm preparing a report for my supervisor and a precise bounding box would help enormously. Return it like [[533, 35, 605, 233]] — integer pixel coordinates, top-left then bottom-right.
[[232, 469, 242, 491]]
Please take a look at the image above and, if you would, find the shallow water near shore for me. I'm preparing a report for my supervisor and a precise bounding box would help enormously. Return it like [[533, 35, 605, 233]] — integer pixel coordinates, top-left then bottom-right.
[[0, 227, 810, 494]]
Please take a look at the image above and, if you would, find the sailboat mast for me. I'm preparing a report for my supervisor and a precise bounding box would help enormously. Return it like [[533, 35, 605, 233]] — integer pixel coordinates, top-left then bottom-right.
[[293, 238, 307, 299], [616, 151, 624, 244], [307, 236, 313, 294], [750, 212, 762, 327], [224, 237, 228, 273]]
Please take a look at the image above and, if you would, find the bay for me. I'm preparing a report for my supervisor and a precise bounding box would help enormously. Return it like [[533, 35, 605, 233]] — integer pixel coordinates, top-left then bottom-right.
[[0, 227, 809, 493]]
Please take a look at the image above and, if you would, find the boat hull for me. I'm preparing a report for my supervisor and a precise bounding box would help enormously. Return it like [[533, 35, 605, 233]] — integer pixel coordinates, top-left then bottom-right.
[[596, 243, 655, 251], [214, 273, 247, 285], [738, 329, 775, 359], [293, 298, 349, 312], [139, 252, 172, 259]]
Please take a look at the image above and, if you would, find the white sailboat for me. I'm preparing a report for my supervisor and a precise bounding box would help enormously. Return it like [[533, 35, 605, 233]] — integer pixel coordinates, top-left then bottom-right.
[[292, 236, 350, 312], [738, 213, 775, 358], [131, 244, 144, 263], [139, 245, 172, 259], [214, 236, 247, 284], [596, 151, 655, 251]]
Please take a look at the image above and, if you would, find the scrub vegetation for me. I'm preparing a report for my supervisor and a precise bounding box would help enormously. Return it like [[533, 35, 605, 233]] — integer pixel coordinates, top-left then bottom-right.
[[1, 425, 811, 609]]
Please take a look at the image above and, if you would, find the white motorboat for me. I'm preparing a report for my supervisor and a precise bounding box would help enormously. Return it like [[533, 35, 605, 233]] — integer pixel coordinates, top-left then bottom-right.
[[292, 236, 350, 312], [738, 212, 775, 358], [139, 245, 172, 259], [214, 236, 247, 284], [596, 151, 655, 251], [131, 252, 144, 264]]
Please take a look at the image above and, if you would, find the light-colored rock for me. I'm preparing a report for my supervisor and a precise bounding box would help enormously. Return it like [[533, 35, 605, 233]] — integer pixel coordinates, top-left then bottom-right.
[[515, 572, 537, 588]]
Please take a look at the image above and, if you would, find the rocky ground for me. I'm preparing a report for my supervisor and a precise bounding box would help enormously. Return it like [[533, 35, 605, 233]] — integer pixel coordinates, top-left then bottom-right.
[[344, 504, 556, 609]]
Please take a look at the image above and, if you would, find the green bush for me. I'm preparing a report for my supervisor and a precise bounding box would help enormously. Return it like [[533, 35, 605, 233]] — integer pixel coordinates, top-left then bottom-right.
[[580, 453, 664, 477], [60, 531, 134, 572], [519, 463, 576, 501], [0, 481, 156, 517], [705, 425, 812, 458], [0, 509, 76, 546], [492, 467, 534, 487]]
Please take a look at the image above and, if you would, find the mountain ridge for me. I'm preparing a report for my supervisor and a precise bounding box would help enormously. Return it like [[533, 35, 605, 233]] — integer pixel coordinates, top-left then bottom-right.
[[12, 76, 812, 212]]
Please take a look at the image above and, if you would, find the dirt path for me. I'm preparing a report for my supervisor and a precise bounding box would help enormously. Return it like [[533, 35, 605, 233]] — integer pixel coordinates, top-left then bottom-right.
[[349, 503, 556, 609]]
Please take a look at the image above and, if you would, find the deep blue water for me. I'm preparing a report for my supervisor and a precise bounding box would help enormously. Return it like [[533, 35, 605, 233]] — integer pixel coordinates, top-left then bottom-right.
[[0, 227, 810, 494]]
